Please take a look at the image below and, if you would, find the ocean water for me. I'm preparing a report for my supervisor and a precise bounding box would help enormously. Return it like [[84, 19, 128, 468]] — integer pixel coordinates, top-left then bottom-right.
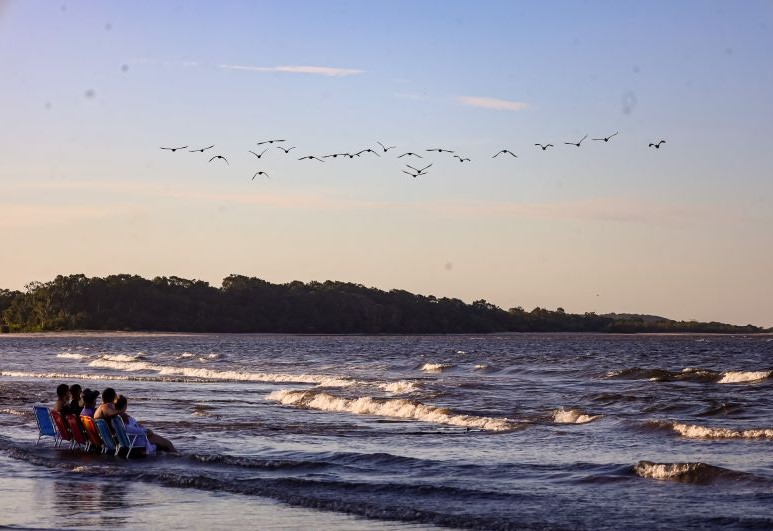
[[0, 332, 771, 530]]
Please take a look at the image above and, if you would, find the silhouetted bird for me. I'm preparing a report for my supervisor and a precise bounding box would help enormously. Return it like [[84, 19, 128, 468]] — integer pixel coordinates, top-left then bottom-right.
[[454, 155, 471, 162], [377, 141, 396, 152], [426, 148, 454, 153], [189, 145, 214, 153], [407, 163, 432, 174], [322, 153, 351, 159], [493, 149, 517, 158], [355, 149, 380, 157], [592, 132, 618, 142], [402, 170, 422, 178], [535, 144, 554, 151], [298, 155, 325, 162], [564, 134, 588, 147], [252, 171, 270, 180], [160, 145, 188, 152], [256, 139, 285, 145], [648, 140, 666, 149], [209, 155, 229, 165], [276, 146, 296, 153], [248, 149, 268, 159], [397, 152, 423, 159]]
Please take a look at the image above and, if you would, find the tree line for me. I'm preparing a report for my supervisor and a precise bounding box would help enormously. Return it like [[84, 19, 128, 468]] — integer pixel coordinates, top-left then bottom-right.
[[0, 274, 765, 334]]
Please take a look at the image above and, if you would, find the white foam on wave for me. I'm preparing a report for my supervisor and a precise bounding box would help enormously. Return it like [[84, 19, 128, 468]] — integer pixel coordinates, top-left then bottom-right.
[[176, 352, 195, 359], [0, 408, 29, 417], [717, 370, 771, 384], [420, 363, 455, 372], [378, 381, 419, 394], [267, 389, 519, 432], [634, 461, 704, 480], [57, 352, 87, 360], [670, 422, 773, 439], [89, 359, 155, 372], [87, 358, 355, 387], [0, 370, 133, 381], [474, 364, 488, 370], [99, 353, 145, 363], [552, 408, 602, 424]]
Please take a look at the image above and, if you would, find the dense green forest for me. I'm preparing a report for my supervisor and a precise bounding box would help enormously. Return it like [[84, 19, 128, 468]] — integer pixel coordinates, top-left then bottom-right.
[[0, 274, 765, 334]]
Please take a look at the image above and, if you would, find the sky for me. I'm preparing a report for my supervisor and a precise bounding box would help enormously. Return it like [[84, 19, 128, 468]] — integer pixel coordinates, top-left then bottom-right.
[[1, 1, 772, 326]]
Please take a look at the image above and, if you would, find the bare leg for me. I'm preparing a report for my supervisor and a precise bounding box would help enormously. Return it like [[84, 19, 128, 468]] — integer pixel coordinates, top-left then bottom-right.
[[147, 431, 176, 452]]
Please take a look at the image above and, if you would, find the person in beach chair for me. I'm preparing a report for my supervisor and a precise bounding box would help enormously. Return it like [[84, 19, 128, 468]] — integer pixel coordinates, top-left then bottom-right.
[[115, 395, 176, 454], [80, 389, 100, 418], [68, 384, 83, 416], [93, 387, 119, 423], [53, 383, 73, 415]]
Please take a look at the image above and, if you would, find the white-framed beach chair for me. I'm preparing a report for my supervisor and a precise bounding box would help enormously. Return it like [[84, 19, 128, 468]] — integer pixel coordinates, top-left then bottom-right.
[[111, 416, 146, 459]]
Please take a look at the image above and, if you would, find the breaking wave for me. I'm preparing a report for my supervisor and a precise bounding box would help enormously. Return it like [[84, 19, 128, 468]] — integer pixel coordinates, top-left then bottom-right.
[[553, 408, 602, 424], [56, 352, 87, 360], [267, 389, 520, 432], [99, 353, 146, 362], [0, 408, 29, 417], [420, 363, 455, 372], [0, 370, 135, 382], [87, 359, 355, 387], [633, 461, 766, 485], [606, 367, 771, 384], [378, 381, 419, 394], [649, 420, 773, 439], [717, 370, 771, 384]]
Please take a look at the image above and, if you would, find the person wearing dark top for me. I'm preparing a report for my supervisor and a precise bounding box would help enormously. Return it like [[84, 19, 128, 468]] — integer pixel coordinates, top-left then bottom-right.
[[53, 383, 72, 415], [69, 384, 83, 416]]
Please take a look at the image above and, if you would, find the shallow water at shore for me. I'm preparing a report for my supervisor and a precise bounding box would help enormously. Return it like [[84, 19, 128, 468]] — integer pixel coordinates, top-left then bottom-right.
[[1, 333, 772, 529]]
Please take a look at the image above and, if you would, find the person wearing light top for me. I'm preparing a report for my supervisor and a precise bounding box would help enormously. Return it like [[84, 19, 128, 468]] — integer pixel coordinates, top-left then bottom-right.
[[114, 394, 176, 454]]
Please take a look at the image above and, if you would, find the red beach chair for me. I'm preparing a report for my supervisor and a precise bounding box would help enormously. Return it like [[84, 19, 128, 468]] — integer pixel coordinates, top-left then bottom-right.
[[66, 414, 89, 450], [50, 410, 73, 448]]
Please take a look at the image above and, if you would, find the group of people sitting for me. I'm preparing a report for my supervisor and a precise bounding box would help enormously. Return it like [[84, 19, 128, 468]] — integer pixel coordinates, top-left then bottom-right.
[[54, 383, 176, 454]]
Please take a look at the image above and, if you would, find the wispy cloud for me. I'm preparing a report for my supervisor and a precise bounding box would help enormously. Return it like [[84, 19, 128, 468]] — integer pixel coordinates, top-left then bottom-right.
[[457, 96, 529, 111], [218, 64, 364, 77], [423, 197, 721, 225], [0, 204, 133, 228], [5, 181, 739, 228]]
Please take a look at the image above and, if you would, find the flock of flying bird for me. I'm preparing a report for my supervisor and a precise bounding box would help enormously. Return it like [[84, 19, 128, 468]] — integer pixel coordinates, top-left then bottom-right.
[[160, 132, 666, 180]]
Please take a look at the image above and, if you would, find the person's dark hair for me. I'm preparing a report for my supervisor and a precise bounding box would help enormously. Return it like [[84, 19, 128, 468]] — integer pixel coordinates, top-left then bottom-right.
[[82, 389, 99, 407], [115, 395, 127, 412], [102, 387, 117, 404], [56, 383, 70, 399], [69, 384, 82, 397]]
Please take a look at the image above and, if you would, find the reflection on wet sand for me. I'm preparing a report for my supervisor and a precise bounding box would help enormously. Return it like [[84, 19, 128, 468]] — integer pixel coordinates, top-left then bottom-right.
[[54, 479, 129, 528]]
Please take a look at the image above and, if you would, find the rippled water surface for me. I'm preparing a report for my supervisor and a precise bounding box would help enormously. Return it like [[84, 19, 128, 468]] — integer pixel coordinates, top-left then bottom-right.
[[1, 333, 771, 529]]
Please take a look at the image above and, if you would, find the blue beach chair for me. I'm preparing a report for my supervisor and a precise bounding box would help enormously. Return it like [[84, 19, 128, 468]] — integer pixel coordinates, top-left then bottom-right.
[[111, 416, 146, 459], [33, 406, 59, 446], [94, 418, 117, 454]]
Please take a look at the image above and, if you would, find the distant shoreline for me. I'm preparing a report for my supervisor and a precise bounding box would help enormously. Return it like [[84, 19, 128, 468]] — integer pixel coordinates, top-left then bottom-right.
[[2, 274, 768, 334]]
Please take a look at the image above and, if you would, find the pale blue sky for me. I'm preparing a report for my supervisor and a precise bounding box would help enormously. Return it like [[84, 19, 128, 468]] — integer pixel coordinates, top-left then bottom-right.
[[1, 1, 772, 325]]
